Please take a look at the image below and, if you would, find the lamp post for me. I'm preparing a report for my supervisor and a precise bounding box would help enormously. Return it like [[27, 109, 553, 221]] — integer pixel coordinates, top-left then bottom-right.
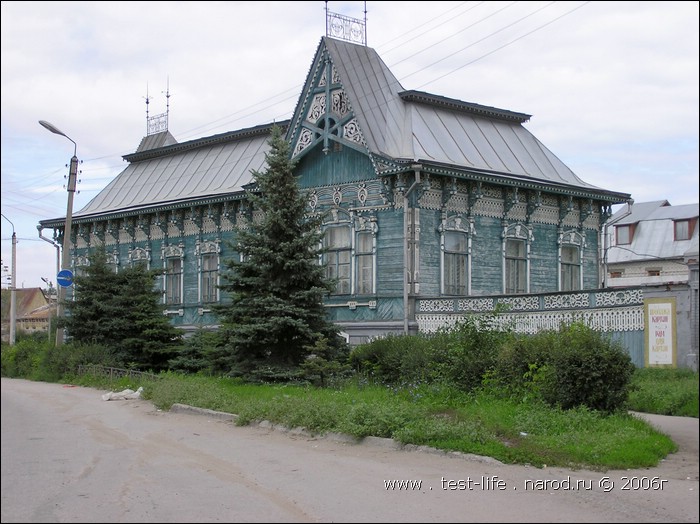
[[1, 213, 17, 345], [39, 120, 78, 347]]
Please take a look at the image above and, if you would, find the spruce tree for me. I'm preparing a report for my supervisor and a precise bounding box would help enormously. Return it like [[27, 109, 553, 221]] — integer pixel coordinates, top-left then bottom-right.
[[215, 124, 342, 374], [63, 247, 181, 371]]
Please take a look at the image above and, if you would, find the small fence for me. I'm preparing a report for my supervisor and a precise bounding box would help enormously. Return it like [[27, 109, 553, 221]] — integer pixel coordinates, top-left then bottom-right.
[[77, 364, 160, 381]]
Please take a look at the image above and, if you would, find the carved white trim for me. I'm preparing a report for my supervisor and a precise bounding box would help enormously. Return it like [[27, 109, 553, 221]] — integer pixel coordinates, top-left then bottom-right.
[[417, 305, 644, 334]]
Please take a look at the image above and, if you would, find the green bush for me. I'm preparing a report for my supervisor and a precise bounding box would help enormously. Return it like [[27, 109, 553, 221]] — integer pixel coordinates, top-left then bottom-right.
[[496, 322, 635, 413], [430, 314, 513, 392], [1, 339, 119, 381], [348, 333, 432, 384]]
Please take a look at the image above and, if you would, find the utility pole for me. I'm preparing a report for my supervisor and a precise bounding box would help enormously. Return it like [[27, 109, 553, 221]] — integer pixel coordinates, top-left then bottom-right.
[[1, 213, 17, 345]]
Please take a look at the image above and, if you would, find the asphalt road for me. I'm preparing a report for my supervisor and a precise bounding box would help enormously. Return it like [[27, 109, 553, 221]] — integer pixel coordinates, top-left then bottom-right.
[[1, 377, 698, 523]]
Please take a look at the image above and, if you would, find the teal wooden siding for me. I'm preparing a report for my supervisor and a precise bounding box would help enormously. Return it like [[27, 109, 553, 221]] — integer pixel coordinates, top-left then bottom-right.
[[295, 145, 375, 188], [470, 216, 504, 295], [529, 224, 559, 294], [375, 209, 404, 296], [419, 209, 442, 296]]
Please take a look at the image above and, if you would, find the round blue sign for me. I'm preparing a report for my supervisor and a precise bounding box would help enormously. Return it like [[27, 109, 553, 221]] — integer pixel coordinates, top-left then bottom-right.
[[57, 269, 74, 287]]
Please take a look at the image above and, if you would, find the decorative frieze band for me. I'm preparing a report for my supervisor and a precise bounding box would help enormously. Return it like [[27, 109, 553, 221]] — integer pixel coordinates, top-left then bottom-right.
[[417, 305, 644, 335]]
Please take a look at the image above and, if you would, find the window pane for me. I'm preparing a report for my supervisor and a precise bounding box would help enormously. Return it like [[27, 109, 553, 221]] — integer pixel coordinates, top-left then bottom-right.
[[325, 227, 351, 248], [357, 232, 374, 294], [560, 245, 580, 291], [675, 220, 689, 240], [202, 254, 218, 303], [444, 252, 467, 295], [357, 254, 373, 294], [325, 226, 351, 294], [444, 231, 467, 252], [561, 245, 578, 264], [357, 231, 372, 253], [166, 258, 182, 304], [505, 239, 525, 258], [505, 239, 526, 294], [616, 225, 630, 245]]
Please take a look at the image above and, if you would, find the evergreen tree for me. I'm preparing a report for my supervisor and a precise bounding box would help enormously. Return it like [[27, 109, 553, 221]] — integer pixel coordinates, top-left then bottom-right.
[[215, 125, 343, 375], [63, 248, 182, 371]]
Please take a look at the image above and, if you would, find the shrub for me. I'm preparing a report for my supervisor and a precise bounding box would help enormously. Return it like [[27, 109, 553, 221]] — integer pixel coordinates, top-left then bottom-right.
[[430, 314, 513, 392], [349, 333, 433, 385], [496, 322, 635, 413]]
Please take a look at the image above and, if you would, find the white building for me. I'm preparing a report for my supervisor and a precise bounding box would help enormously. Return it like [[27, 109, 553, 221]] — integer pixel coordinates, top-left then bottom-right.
[[605, 200, 699, 288]]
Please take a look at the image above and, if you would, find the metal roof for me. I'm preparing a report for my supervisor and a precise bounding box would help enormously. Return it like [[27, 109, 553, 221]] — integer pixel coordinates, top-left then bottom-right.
[[316, 37, 627, 199], [44, 36, 631, 226], [67, 124, 285, 222]]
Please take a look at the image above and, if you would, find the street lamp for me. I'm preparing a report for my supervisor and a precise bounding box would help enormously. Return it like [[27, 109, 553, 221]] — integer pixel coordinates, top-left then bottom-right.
[[39, 120, 78, 347], [1, 213, 16, 345]]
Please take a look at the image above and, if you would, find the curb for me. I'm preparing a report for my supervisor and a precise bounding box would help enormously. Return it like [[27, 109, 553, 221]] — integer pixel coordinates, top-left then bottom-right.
[[168, 402, 503, 465]]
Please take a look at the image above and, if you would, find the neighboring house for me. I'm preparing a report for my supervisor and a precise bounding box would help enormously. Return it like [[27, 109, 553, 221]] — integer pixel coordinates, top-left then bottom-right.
[[38, 28, 631, 344], [604, 200, 699, 288], [1, 287, 54, 341]]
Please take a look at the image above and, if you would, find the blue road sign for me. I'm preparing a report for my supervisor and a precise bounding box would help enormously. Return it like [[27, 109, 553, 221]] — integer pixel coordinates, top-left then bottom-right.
[[57, 269, 74, 287]]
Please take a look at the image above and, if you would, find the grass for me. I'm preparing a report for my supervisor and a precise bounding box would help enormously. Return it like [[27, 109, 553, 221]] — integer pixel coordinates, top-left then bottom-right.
[[627, 367, 699, 417], [61, 367, 698, 472]]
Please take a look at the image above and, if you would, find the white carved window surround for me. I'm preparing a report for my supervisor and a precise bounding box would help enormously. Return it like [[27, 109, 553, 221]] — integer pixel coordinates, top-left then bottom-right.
[[322, 209, 377, 296], [439, 214, 474, 296], [502, 222, 533, 294], [559, 230, 586, 291], [129, 247, 150, 269], [162, 244, 184, 306], [196, 240, 220, 304]]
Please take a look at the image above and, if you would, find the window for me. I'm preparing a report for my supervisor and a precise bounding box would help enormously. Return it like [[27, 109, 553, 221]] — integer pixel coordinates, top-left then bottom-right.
[[197, 241, 219, 304], [162, 245, 184, 305], [505, 239, 527, 294], [324, 226, 351, 295], [647, 269, 661, 277], [444, 231, 468, 295], [130, 247, 150, 269], [74, 255, 89, 279], [356, 231, 374, 294], [674, 220, 690, 241], [616, 225, 631, 245], [165, 258, 182, 304], [609, 270, 623, 278], [560, 245, 581, 291], [106, 253, 119, 273], [201, 253, 218, 303]]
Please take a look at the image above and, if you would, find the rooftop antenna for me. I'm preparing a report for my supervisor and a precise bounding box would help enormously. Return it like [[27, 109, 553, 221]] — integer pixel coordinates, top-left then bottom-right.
[[325, 1, 366, 45], [143, 83, 152, 135], [146, 78, 170, 136]]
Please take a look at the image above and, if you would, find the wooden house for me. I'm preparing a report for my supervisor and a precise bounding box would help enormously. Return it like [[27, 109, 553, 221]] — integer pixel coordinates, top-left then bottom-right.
[[38, 35, 631, 345]]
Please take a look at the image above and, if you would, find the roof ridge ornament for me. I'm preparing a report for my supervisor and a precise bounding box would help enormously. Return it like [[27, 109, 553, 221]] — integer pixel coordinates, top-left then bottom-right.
[[146, 77, 171, 136], [325, 1, 367, 46]]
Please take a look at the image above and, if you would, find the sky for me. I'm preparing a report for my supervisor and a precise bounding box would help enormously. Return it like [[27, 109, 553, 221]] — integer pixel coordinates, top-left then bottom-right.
[[1, 0, 698, 291]]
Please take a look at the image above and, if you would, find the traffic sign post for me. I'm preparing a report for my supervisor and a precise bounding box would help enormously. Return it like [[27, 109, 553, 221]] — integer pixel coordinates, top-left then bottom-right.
[[57, 269, 74, 287]]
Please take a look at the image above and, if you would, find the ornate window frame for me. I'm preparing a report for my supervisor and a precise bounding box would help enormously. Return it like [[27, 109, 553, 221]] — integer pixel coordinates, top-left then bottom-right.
[[502, 222, 532, 294], [559, 229, 586, 291], [129, 247, 151, 269], [353, 214, 378, 295], [196, 240, 220, 304], [439, 213, 474, 296], [162, 243, 184, 305]]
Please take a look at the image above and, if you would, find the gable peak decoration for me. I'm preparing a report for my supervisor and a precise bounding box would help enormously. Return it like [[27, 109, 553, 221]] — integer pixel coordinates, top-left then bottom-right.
[[325, 1, 367, 46]]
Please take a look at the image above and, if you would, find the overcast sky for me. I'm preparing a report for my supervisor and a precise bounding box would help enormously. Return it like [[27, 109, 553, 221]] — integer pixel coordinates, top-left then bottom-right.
[[1, 1, 698, 291]]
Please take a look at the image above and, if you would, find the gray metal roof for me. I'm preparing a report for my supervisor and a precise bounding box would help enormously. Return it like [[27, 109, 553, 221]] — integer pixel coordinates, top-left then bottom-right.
[[318, 37, 627, 198], [72, 125, 280, 220], [45, 36, 631, 226]]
